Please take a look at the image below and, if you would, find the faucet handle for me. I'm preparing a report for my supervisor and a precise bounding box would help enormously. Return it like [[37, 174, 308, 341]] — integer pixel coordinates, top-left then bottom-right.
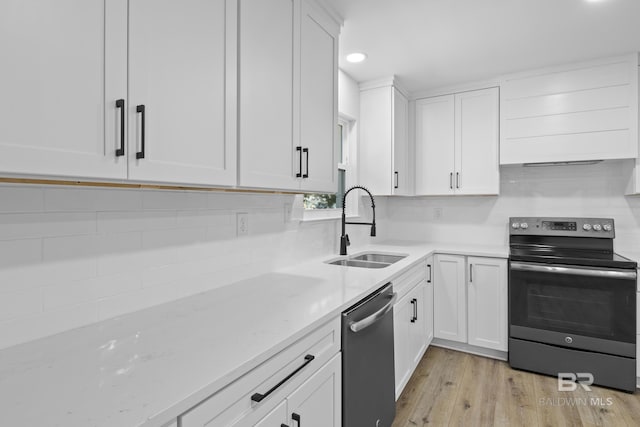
[[345, 234, 350, 246]]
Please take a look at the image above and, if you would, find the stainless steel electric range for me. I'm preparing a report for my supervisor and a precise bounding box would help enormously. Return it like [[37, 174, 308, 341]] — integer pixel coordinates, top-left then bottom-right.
[[508, 217, 637, 392]]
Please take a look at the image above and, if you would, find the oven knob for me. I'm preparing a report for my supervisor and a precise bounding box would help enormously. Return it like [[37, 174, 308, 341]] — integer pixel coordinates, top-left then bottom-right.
[[511, 222, 520, 229], [520, 222, 529, 229], [593, 224, 602, 231], [583, 223, 592, 231], [603, 224, 612, 232]]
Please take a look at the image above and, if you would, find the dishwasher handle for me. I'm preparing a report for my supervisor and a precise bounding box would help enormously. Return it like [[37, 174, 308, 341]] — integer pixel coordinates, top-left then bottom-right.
[[349, 292, 397, 333]]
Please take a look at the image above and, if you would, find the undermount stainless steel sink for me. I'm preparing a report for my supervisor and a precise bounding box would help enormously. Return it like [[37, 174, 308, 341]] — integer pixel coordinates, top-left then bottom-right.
[[328, 259, 390, 269], [350, 253, 407, 264], [326, 252, 408, 269]]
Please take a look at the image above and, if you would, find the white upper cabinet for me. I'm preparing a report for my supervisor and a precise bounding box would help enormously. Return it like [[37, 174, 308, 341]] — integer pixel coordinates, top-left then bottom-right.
[[0, 0, 127, 180], [239, 0, 339, 192], [238, 0, 298, 190], [0, 0, 236, 186], [299, 0, 339, 193], [415, 95, 455, 196], [360, 82, 410, 195], [128, 0, 236, 186], [500, 54, 639, 165], [415, 87, 499, 196]]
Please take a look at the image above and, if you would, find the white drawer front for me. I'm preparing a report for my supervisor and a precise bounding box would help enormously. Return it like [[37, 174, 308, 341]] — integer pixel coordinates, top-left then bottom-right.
[[393, 261, 426, 300], [180, 317, 341, 427]]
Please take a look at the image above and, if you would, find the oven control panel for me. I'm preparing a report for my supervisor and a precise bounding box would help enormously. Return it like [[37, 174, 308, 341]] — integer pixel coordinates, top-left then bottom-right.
[[509, 217, 615, 238]]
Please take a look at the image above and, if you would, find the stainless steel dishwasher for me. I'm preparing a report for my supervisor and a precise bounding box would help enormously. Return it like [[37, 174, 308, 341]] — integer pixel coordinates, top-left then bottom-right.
[[342, 283, 397, 427]]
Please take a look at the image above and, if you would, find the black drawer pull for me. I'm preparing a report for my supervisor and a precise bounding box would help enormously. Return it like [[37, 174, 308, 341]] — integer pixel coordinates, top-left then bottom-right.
[[394, 171, 399, 189], [410, 298, 417, 322], [296, 146, 303, 178], [302, 148, 309, 178], [292, 413, 301, 426], [251, 354, 315, 403], [427, 264, 432, 283], [115, 99, 125, 157], [136, 104, 146, 159]]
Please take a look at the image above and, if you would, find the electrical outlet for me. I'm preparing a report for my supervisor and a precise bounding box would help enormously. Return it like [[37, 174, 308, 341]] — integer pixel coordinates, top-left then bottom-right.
[[433, 207, 443, 220], [236, 212, 249, 236]]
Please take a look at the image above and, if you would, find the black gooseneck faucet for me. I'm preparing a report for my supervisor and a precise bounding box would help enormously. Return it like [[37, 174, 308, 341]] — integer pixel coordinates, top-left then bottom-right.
[[340, 186, 376, 255]]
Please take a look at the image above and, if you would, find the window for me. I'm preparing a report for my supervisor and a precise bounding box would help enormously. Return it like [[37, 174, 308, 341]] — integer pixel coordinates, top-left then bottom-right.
[[303, 119, 350, 210]]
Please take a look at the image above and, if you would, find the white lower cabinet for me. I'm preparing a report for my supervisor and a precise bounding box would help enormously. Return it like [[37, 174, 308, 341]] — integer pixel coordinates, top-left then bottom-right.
[[254, 400, 287, 426], [434, 254, 467, 343], [467, 257, 508, 351], [179, 318, 340, 427], [434, 254, 508, 352], [284, 353, 341, 427], [393, 261, 432, 398]]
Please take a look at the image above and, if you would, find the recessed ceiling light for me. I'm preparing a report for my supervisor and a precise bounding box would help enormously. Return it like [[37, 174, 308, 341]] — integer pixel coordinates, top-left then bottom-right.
[[346, 52, 367, 63]]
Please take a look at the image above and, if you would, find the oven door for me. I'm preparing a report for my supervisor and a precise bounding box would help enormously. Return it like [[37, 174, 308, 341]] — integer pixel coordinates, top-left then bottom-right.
[[509, 261, 636, 357]]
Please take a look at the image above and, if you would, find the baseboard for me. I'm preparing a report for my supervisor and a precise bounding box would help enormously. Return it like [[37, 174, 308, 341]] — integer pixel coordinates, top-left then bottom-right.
[[431, 338, 508, 361]]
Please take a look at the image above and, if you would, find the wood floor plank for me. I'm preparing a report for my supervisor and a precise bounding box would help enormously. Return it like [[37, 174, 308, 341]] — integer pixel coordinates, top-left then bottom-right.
[[532, 373, 584, 427], [392, 347, 470, 427], [392, 346, 640, 427], [494, 364, 539, 426]]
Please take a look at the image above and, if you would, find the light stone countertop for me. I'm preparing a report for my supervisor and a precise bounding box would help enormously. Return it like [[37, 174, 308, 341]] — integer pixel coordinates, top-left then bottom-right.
[[0, 241, 507, 427]]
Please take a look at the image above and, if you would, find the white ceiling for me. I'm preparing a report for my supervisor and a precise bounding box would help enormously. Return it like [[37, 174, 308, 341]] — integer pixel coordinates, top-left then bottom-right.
[[325, 0, 640, 94]]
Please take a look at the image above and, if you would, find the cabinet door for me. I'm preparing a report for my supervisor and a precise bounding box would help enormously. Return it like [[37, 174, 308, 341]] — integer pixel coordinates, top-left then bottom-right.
[[425, 257, 434, 346], [287, 354, 341, 427], [299, 0, 338, 193], [128, 0, 234, 186], [454, 87, 499, 195], [408, 283, 428, 368], [434, 254, 467, 342], [393, 89, 410, 196], [393, 292, 411, 399], [359, 86, 394, 195], [239, 0, 299, 191], [415, 95, 455, 195], [0, 0, 127, 179], [255, 400, 288, 427], [467, 257, 508, 351]]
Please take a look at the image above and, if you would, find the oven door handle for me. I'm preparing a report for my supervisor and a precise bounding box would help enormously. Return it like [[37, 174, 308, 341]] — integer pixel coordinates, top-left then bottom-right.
[[510, 262, 637, 279]]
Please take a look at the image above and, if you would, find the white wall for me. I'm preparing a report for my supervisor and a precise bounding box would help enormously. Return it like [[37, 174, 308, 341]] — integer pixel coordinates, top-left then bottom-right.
[[338, 69, 359, 120], [0, 186, 351, 350], [384, 160, 640, 253]]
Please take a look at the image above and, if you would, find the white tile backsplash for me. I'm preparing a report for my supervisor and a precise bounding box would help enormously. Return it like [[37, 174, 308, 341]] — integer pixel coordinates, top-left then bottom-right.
[[7, 161, 634, 350], [0, 186, 343, 350], [384, 160, 640, 253]]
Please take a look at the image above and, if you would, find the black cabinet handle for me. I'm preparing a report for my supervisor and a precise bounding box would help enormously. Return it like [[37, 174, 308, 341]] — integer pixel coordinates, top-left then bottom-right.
[[449, 172, 453, 189], [251, 355, 314, 403], [469, 264, 473, 283], [292, 413, 301, 426], [115, 99, 125, 157], [394, 171, 399, 189], [303, 148, 309, 178], [456, 172, 460, 189], [136, 105, 146, 159], [427, 264, 432, 283], [296, 146, 302, 178], [410, 298, 417, 323]]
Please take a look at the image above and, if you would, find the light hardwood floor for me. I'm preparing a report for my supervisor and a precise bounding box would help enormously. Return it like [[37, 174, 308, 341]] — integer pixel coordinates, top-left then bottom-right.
[[392, 346, 640, 427]]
